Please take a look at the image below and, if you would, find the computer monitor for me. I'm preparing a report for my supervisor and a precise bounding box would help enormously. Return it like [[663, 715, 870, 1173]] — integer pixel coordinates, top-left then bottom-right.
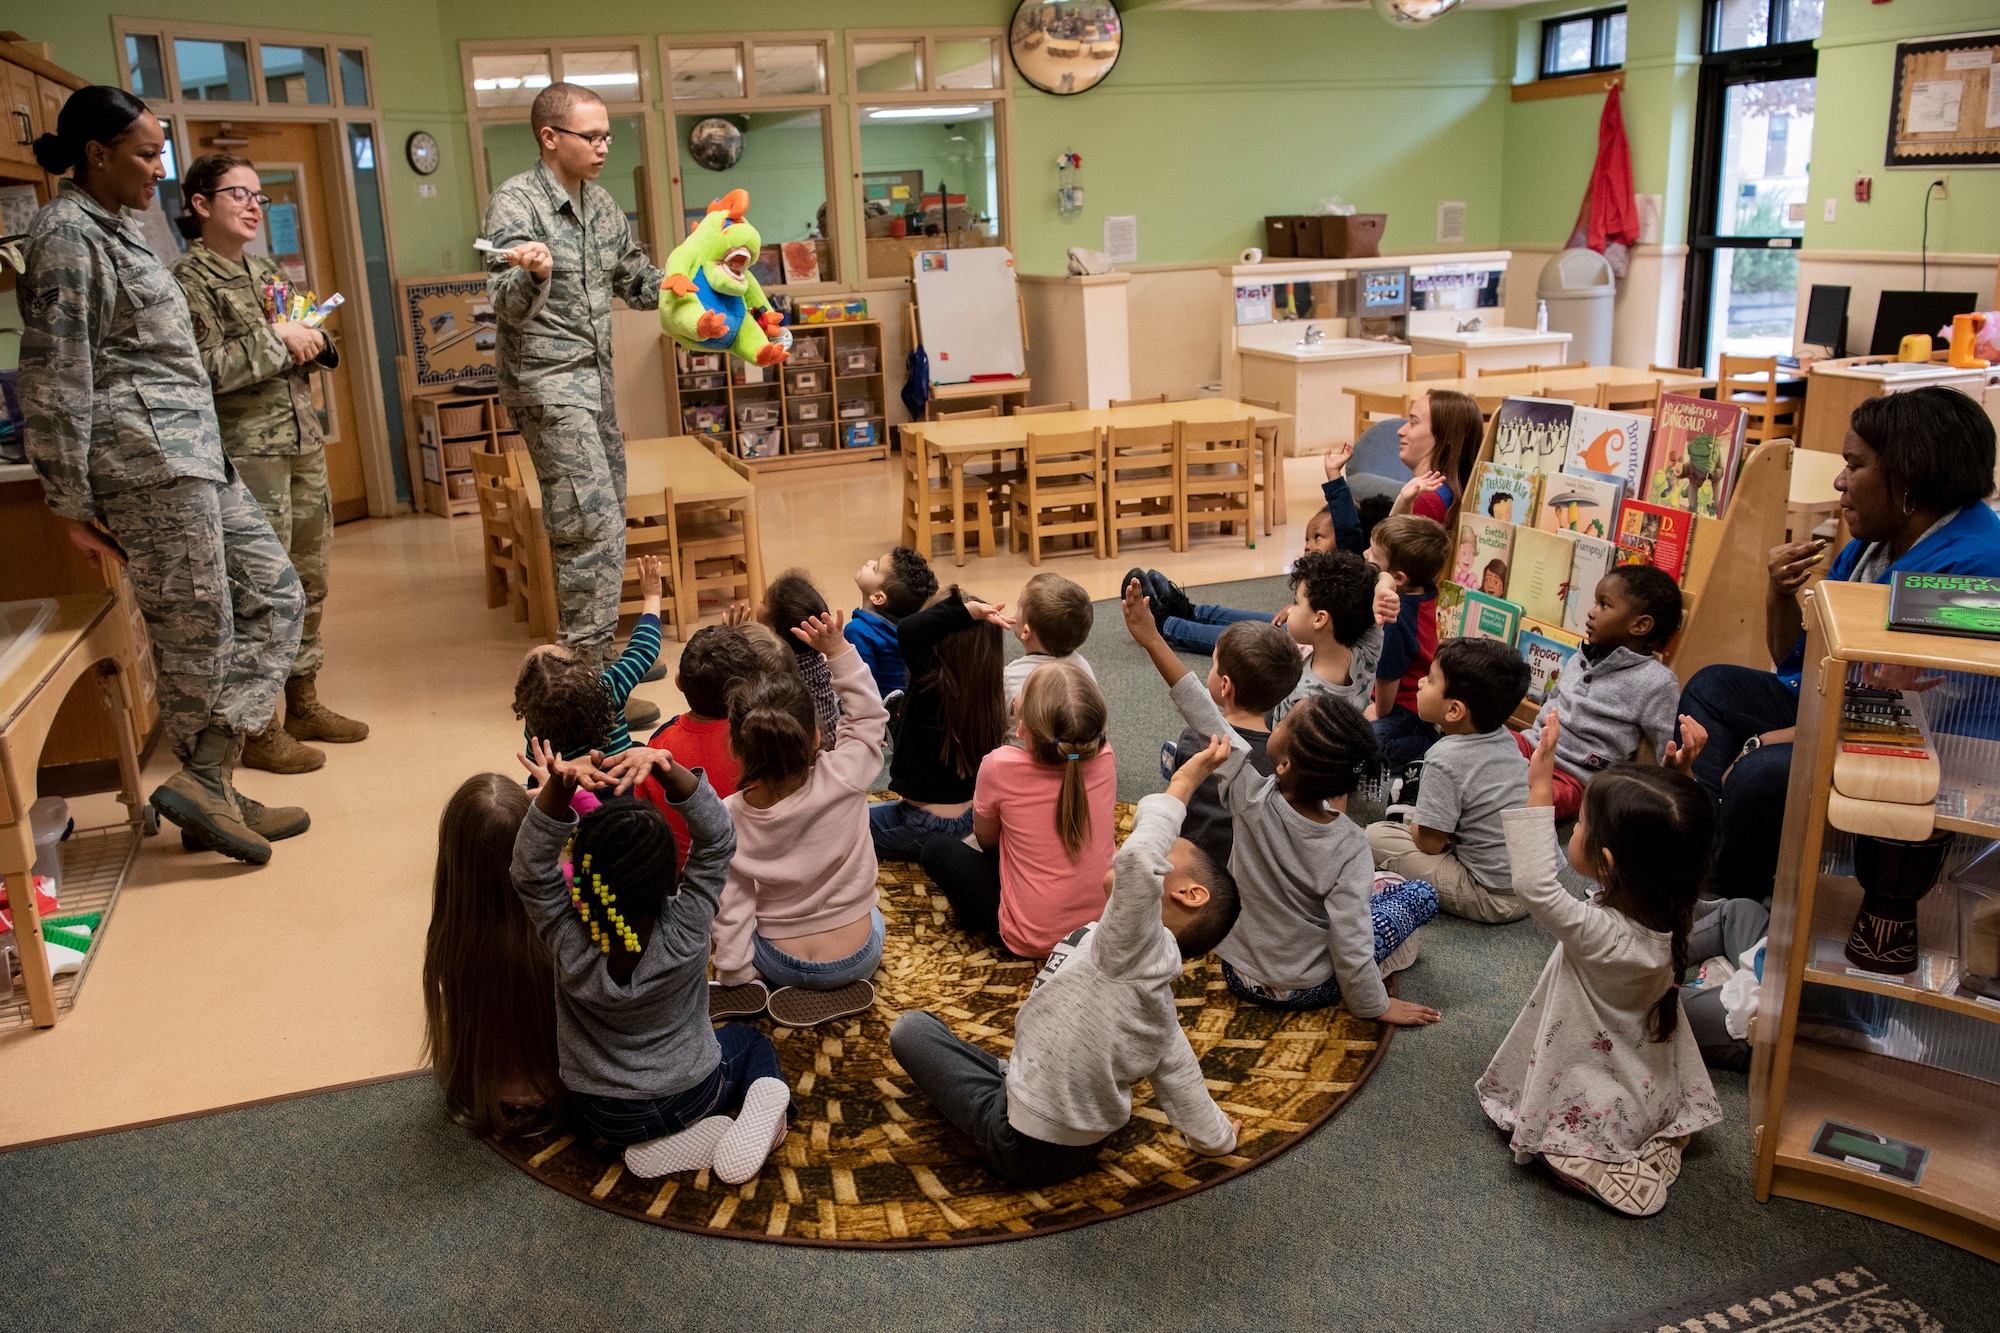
[[1802, 284, 1849, 356], [1869, 290, 1979, 357]]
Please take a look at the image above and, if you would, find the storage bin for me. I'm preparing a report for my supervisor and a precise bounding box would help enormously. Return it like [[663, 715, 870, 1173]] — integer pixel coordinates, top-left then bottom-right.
[[1312, 213, 1386, 259], [786, 368, 824, 395], [498, 431, 526, 452], [842, 422, 877, 448], [1262, 216, 1302, 259], [1955, 843, 2000, 1004], [447, 473, 477, 502], [739, 426, 782, 459], [838, 397, 872, 420], [786, 396, 829, 424], [436, 402, 486, 436], [683, 403, 730, 435], [679, 349, 724, 374], [493, 405, 513, 431], [442, 440, 473, 470], [788, 335, 825, 364], [736, 401, 780, 428], [687, 373, 726, 391], [791, 424, 833, 452], [835, 346, 878, 376]]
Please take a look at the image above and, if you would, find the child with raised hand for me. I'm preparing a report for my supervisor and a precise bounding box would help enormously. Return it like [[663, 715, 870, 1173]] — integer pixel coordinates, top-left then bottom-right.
[[1004, 572, 1097, 708], [1168, 620, 1303, 869], [1477, 714, 1722, 1217], [845, 545, 938, 695], [890, 733, 1245, 1185], [636, 624, 761, 871], [709, 610, 889, 1028], [1123, 580, 1441, 1026], [921, 660, 1117, 957], [751, 569, 841, 751], [512, 738, 788, 1185], [423, 773, 562, 1139], [513, 553, 665, 762], [1517, 565, 1686, 819], [1367, 639, 1532, 923], [871, 587, 1011, 860]]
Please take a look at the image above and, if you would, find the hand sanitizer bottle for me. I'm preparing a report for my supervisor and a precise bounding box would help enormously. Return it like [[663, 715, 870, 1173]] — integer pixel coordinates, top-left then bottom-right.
[[1536, 299, 1549, 334]]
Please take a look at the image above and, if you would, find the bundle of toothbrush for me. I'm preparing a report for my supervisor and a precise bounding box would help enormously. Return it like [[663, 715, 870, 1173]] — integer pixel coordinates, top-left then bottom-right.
[[261, 276, 345, 329]]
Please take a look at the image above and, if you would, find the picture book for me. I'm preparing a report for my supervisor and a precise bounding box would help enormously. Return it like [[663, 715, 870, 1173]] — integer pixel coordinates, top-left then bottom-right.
[[1469, 462, 1542, 528], [1460, 589, 1523, 645], [1562, 532, 1617, 636], [1435, 581, 1468, 639], [1615, 499, 1693, 582], [1537, 468, 1624, 540], [1645, 393, 1745, 518], [1518, 619, 1582, 706], [751, 246, 784, 289], [1887, 573, 2000, 639], [1508, 525, 1575, 628], [1491, 397, 1575, 477], [1565, 406, 1651, 494], [1452, 516, 1515, 596]]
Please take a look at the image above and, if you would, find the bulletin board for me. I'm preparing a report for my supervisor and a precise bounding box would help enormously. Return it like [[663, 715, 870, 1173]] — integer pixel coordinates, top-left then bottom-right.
[[398, 274, 497, 388], [1885, 32, 2000, 168]]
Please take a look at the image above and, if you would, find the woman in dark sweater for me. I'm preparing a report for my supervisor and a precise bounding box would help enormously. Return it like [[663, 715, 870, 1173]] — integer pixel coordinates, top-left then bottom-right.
[[870, 587, 1011, 859]]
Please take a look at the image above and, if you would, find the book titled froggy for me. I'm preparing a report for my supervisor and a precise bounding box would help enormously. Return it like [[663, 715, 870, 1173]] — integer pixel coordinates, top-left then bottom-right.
[[1888, 572, 2000, 639]]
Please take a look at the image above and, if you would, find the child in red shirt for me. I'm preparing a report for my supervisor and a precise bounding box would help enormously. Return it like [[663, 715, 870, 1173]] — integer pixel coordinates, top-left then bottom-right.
[[641, 625, 765, 869]]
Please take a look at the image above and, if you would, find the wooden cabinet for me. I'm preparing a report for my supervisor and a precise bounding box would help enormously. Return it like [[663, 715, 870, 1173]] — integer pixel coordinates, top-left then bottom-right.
[[0, 40, 84, 187], [663, 319, 889, 472], [1, 60, 39, 168], [413, 387, 510, 517]]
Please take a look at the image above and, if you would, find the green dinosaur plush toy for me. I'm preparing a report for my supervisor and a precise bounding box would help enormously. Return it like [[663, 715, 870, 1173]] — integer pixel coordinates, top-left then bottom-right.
[[659, 187, 789, 367]]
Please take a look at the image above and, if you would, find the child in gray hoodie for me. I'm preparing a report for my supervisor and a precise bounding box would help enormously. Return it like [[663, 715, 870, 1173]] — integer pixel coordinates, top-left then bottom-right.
[[1518, 565, 1685, 819]]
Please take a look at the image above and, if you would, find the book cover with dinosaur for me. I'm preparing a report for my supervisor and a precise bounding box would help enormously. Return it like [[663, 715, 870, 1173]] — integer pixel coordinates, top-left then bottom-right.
[[1562, 532, 1618, 636], [1508, 525, 1574, 628], [1453, 516, 1515, 596], [1469, 462, 1543, 527], [1566, 406, 1650, 494], [1615, 499, 1692, 582], [1645, 394, 1744, 518], [1536, 467, 1623, 540], [1490, 397, 1574, 477], [1518, 619, 1582, 705]]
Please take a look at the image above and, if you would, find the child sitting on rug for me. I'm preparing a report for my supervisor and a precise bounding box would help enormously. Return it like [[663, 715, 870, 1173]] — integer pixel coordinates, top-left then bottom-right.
[[635, 625, 761, 871], [1367, 639, 1533, 924], [1004, 572, 1097, 709], [1268, 549, 1389, 723], [845, 545, 937, 695], [512, 738, 788, 1184], [920, 661, 1117, 958], [870, 587, 1011, 861], [1478, 715, 1722, 1217], [1365, 515, 1451, 769], [1167, 620, 1303, 869], [512, 554, 665, 762], [745, 570, 841, 752], [423, 773, 562, 1139], [889, 734, 1244, 1185], [1518, 566, 1685, 819], [1123, 580, 1441, 1026], [708, 611, 889, 1028]]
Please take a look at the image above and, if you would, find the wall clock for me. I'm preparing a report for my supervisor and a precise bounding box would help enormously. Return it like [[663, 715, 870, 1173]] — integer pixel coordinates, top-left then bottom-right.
[[406, 131, 441, 176]]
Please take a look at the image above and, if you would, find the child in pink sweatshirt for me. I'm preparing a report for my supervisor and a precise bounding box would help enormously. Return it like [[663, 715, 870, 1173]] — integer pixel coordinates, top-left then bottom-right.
[[709, 611, 889, 1029]]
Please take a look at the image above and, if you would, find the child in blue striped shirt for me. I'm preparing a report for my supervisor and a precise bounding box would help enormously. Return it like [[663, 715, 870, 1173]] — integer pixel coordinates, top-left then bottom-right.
[[515, 554, 664, 762]]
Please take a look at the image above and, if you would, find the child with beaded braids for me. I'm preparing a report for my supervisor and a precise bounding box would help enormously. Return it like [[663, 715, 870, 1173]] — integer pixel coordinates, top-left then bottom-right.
[[512, 738, 790, 1185], [1124, 580, 1442, 1025]]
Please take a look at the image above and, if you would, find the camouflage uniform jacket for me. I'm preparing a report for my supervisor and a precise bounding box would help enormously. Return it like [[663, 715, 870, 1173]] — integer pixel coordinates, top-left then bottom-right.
[[483, 159, 661, 410], [18, 180, 227, 522], [172, 241, 339, 458]]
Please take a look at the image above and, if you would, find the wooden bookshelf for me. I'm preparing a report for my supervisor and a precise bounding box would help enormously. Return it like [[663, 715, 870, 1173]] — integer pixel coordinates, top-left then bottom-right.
[[414, 386, 522, 518], [663, 319, 889, 473], [1750, 579, 2000, 1262]]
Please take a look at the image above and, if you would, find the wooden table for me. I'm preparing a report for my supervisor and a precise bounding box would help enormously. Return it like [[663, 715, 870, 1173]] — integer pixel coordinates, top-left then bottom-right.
[[1, 592, 147, 1028], [516, 436, 766, 635], [902, 398, 1293, 566], [1346, 364, 1719, 437]]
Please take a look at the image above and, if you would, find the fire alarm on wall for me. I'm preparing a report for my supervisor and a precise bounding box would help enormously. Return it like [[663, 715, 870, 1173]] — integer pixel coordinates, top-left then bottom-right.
[[1854, 176, 1873, 203]]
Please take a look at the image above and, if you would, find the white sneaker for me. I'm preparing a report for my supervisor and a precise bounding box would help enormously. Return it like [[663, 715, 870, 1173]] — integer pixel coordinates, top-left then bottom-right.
[[713, 1078, 791, 1185], [623, 1115, 734, 1178]]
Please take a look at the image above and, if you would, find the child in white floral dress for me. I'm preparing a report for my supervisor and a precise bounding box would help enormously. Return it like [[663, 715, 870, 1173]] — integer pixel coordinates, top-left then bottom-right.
[[1476, 711, 1722, 1217]]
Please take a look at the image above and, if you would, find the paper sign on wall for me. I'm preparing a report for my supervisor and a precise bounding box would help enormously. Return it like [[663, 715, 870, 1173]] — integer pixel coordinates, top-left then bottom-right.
[[1103, 214, 1137, 264], [1906, 79, 1965, 133], [1234, 284, 1273, 325], [1436, 201, 1466, 245], [266, 202, 301, 256]]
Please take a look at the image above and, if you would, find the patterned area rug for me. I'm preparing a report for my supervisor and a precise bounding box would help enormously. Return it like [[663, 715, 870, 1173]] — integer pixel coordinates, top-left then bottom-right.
[[1573, 1254, 1942, 1333], [488, 804, 1395, 1248]]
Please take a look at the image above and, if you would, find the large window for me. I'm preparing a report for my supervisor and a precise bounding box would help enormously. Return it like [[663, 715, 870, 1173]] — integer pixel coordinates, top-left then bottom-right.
[[845, 30, 1010, 283], [117, 22, 374, 114], [1540, 7, 1627, 80], [1708, 0, 1823, 54]]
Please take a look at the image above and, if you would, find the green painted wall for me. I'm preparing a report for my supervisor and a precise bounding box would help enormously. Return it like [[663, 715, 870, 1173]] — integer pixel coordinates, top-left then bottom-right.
[[677, 113, 833, 247], [1802, 0, 1999, 256]]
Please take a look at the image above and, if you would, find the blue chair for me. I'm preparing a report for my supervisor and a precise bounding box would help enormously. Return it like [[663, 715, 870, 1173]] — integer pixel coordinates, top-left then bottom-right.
[[1345, 417, 1409, 507]]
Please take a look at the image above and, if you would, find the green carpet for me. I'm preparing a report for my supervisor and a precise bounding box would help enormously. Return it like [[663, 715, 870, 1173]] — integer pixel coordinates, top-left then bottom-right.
[[2, 575, 1995, 1329]]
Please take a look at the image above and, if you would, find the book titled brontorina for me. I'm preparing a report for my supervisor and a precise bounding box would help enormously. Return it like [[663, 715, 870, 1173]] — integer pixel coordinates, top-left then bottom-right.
[[1887, 572, 2000, 638]]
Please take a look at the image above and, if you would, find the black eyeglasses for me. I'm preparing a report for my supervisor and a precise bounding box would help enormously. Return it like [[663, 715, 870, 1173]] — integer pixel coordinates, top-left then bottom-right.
[[203, 185, 272, 209], [549, 126, 613, 149]]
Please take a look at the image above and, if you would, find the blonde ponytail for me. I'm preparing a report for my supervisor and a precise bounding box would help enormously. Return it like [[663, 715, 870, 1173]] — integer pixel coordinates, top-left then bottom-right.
[[1018, 663, 1108, 859]]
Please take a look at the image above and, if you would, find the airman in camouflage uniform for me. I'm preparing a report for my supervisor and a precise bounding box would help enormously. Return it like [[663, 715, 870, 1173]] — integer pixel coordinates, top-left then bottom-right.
[[484, 83, 662, 673], [174, 231, 371, 775], [19, 176, 306, 866]]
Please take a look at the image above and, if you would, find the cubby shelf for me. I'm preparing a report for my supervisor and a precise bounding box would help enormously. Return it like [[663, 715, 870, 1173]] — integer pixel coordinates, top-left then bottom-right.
[[664, 319, 889, 472]]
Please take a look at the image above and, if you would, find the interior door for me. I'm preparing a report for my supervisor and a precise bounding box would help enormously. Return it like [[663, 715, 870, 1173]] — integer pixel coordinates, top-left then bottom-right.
[[188, 118, 369, 522]]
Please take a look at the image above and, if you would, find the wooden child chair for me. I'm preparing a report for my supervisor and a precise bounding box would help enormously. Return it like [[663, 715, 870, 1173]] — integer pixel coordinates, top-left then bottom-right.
[[470, 451, 524, 620], [1175, 418, 1256, 550], [900, 431, 992, 559], [675, 459, 760, 626], [1597, 378, 1663, 417], [1110, 393, 1167, 408], [1408, 351, 1465, 381], [1009, 427, 1105, 564], [1240, 394, 1286, 533], [1012, 401, 1075, 415], [1104, 422, 1181, 557], [1719, 354, 1803, 444], [623, 488, 688, 641]]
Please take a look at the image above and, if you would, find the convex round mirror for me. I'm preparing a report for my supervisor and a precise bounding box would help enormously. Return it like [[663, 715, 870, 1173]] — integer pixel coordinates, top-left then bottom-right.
[[1009, 0, 1122, 97], [687, 117, 744, 171]]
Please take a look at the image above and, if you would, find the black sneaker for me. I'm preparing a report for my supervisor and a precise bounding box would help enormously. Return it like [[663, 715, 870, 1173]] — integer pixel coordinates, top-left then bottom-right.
[[1145, 571, 1196, 623]]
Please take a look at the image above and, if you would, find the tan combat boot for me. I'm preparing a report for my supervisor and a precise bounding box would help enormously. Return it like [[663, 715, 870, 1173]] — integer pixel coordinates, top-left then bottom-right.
[[284, 672, 370, 744], [242, 698, 326, 774], [183, 735, 312, 852], [150, 727, 271, 865]]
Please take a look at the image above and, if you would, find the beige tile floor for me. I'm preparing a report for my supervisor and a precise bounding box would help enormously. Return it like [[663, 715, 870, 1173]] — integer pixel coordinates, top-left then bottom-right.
[[0, 451, 1333, 1146]]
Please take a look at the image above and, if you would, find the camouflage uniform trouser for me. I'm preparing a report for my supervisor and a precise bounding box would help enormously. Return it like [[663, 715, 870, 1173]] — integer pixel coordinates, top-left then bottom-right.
[[514, 403, 625, 667], [233, 448, 331, 676], [95, 476, 304, 763]]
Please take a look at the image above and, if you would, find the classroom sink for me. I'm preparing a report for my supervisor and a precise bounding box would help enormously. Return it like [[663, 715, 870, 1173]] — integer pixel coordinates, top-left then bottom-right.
[[0, 598, 57, 686]]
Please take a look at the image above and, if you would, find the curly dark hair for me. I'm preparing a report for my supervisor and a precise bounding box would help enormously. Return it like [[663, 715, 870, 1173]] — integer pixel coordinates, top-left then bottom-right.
[[1606, 565, 1685, 648], [880, 546, 938, 620], [1278, 695, 1381, 805], [676, 625, 761, 720], [513, 650, 612, 756], [1288, 549, 1378, 647]]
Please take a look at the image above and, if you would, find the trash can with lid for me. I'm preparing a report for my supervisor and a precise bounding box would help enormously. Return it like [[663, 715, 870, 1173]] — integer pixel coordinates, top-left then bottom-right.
[[1536, 248, 1616, 367]]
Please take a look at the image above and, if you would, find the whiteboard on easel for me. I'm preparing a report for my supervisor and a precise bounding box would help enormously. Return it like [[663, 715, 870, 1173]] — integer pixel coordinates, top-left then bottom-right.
[[911, 247, 1025, 383]]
